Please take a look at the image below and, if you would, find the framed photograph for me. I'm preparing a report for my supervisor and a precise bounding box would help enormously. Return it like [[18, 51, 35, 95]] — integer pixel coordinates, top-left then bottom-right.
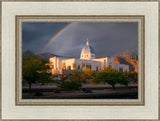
[[1, 0, 159, 120], [16, 15, 144, 106]]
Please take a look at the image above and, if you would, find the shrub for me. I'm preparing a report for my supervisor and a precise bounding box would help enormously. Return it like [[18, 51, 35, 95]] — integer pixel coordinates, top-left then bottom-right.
[[58, 80, 82, 91]]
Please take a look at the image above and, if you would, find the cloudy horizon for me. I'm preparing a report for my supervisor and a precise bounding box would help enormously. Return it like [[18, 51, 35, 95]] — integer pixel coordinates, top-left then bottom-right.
[[22, 22, 138, 58]]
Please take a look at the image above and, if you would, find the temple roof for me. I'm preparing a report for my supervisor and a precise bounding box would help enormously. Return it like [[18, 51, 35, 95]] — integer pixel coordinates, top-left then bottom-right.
[[81, 39, 95, 54]]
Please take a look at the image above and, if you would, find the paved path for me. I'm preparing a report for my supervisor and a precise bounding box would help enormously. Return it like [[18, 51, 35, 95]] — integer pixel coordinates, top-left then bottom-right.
[[22, 84, 138, 99], [23, 88, 138, 99]]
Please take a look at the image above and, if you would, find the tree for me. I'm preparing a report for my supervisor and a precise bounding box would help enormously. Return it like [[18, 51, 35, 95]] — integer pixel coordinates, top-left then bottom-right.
[[70, 70, 81, 81], [106, 72, 128, 89], [69, 70, 85, 83], [127, 71, 138, 83], [93, 70, 128, 89], [38, 72, 52, 85], [93, 71, 108, 84], [103, 66, 117, 72], [81, 62, 85, 70], [83, 68, 95, 81], [22, 55, 52, 94]]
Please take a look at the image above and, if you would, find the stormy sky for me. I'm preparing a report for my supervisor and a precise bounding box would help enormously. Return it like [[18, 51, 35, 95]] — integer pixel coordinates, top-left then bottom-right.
[[22, 22, 138, 58]]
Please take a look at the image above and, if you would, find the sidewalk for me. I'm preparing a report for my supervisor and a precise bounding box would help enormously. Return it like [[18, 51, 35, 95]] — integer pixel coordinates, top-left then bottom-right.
[[23, 88, 138, 99]]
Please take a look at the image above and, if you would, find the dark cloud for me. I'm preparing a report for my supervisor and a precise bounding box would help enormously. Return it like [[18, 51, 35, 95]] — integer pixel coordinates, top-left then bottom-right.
[[22, 22, 70, 53], [22, 22, 138, 57]]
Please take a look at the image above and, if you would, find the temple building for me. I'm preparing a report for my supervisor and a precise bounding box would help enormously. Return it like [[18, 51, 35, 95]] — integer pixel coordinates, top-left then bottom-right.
[[49, 38, 129, 74]]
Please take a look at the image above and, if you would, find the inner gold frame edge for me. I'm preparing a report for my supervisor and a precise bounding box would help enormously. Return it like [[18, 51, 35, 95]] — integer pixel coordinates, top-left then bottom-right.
[[15, 15, 145, 106]]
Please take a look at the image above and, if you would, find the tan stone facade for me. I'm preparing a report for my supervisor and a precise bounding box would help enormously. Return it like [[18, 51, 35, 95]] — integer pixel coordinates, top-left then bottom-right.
[[49, 40, 129, 74]]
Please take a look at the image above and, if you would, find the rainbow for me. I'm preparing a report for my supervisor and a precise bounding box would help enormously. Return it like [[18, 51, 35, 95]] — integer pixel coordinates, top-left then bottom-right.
[[41, 22, 74, 52]]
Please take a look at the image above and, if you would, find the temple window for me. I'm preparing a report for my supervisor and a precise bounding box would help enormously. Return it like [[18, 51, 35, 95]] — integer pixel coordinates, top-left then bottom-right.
[[119, 68, 123, 72], [86, 64, 91, 69], [96, 67, 98, 71], [68, 66, 71, 70], [78, 65, 80, 69]]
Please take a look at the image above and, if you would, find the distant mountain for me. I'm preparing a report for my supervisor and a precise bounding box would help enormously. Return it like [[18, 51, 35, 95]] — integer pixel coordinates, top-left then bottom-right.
[[22, 50, 34, 57], [22, 50, 59, 60], [114, 51, 138, 59], [36, 53, 59, 60], [112, 51, 138, 72]]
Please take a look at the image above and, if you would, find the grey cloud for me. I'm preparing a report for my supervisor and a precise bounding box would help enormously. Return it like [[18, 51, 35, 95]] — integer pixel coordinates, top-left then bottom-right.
[[23, 22, 138, 57]]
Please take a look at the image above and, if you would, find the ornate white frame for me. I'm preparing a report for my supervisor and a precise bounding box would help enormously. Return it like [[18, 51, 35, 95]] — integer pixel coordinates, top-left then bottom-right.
[[1, 0, 159, 120]]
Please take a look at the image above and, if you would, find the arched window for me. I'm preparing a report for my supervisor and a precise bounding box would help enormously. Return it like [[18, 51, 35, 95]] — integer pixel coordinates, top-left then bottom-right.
[[96, 67, 98, 71], [78, 65, 80, 69], [119, 68, 123, 72]]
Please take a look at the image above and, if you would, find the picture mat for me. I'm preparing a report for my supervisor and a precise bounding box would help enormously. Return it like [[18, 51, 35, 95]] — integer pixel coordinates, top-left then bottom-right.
[[2, 1, 159, 120], [16, 16, 143, 106]]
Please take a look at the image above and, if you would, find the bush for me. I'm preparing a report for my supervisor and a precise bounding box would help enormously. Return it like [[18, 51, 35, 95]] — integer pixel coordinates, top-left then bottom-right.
[[58, 80, 82, 91]]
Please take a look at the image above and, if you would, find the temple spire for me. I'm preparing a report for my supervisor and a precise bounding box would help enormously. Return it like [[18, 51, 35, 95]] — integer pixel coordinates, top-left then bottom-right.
[[86, 38, 89, 45]]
